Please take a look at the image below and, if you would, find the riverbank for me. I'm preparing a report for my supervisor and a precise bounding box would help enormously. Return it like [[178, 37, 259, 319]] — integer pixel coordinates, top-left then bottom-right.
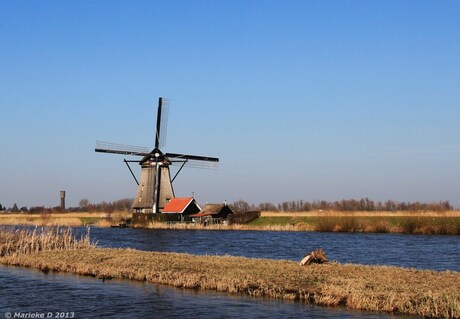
[[1, 248, 458, 318], [1, 211, 459, 235], [142, 211, 460, 235]]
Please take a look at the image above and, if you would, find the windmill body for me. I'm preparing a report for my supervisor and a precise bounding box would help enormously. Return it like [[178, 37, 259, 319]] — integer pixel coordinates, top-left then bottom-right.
[[95, 97, 219, 214], [132, 159, 174, 214]]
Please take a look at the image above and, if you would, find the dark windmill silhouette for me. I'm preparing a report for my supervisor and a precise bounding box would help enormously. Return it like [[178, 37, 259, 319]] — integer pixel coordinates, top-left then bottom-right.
[[95, 97, 219, 214]]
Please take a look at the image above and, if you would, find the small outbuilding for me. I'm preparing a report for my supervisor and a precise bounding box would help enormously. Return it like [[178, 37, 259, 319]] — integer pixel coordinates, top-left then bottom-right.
[[190, 203, 234, 225], [162, 197, 201, 222]]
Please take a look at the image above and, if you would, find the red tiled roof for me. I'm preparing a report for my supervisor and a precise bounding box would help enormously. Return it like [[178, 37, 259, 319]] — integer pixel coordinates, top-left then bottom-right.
[[162, 197, 194, 213]]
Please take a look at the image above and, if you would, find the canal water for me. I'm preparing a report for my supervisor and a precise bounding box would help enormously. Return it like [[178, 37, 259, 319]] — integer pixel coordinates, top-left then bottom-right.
[[90, 228, 460, 272], [0, 265, 415, 319], [1, 228, 458, 318]]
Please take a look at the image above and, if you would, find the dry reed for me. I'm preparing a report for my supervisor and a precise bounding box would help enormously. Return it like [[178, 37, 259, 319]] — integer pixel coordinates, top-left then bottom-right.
[[0, 212, 132, 228], [143, 221, 237, 230], [261, 210, 460, 217], [1, 248, 458, 318], [0, 227, 95, 257], [253, 214, 460, 234], [0, 216, 85, 227], [143, 219, 460, 235], [141, 221, 316, 232]]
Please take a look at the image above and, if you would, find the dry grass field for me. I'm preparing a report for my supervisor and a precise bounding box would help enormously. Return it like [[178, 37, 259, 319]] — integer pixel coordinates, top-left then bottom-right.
[[251, 211, 460, 234], [261, 210, 460, 217], [0, 212, 132, 227]]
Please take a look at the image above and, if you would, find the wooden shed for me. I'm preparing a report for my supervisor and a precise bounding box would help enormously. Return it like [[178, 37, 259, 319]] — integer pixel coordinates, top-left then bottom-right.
[[190, 203, 234, 224]]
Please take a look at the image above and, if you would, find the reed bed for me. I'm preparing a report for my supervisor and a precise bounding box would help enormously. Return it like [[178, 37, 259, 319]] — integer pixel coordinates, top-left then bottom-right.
[[144, 221, 237, 230], [261, 210, 460, 217], [0, 212, 130, 219], [143, 218, 460, 234], [250, 215, 460, 235], [142, 221, 316, 231], [312, 216, 460, 234], [1, 248, 458, 318], [0, 227, 95, 257], [0, 216, 85, 227]]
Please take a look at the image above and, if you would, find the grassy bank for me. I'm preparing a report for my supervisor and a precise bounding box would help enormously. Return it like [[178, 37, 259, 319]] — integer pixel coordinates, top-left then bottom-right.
[[0, 248, 458, 318]]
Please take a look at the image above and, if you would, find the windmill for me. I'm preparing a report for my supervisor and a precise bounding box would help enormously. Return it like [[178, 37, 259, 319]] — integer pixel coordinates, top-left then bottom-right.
[[95, 97, 219, 214]]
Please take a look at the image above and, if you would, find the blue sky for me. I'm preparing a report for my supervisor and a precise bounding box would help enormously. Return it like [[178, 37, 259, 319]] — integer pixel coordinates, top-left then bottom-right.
[[1, 1, 459, 208]]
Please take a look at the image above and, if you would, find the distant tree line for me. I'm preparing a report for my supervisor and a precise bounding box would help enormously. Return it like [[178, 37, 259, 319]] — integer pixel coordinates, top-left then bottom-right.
[[0, 203, 28, 212], [28, 199, 132, 213], [0, 197, 454, 214], [229, 198, 453, 213], [78, 198, 133, 212], [0, 198, 133, 214]]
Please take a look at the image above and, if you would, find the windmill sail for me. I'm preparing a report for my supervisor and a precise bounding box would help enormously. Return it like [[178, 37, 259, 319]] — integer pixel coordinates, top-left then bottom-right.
[[170, 159, 219, 170], [165, 152, 219, 162], [95, 97, 219, 214], [155, 97, 170, 149], [158, 98, 169, 148], [95, 141, 150, 156]]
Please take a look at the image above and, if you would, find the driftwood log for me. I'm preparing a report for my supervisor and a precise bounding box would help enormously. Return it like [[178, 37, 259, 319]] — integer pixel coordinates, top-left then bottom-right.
[[299, 248, 329, 265]]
